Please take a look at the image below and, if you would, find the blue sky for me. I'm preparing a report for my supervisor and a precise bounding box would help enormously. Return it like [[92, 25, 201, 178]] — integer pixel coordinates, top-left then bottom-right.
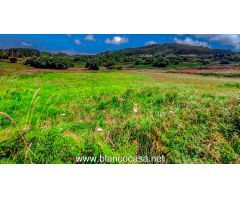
[[0, 34, 240, 55]]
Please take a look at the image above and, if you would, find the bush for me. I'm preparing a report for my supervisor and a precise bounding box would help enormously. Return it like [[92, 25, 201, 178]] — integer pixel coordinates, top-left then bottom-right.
[[106, 65, 123, 70], [0, 53, 8, 59], [6, 48, 40, 58], [144, 57, 154, 65], [152, 57, 169, 68], [9, 57, 17, 63], [135, 58, 144, 65], [220, 59, 230, 65], [104, 61, 115, 68], [73, 57, 82, 62], [124, 57, 134, 62], [85, 59, 100, 70], [25, 56, 73, 70], [200, 58, 211, 65]]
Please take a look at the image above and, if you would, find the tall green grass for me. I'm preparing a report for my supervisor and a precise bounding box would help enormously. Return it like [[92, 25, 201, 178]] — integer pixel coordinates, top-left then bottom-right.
[[0, 71, 239, 163]]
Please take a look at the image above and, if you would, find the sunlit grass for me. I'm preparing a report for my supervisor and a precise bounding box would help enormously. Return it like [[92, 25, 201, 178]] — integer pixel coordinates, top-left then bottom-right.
[[0, 61, 31, 74], [0, 70, 239, 163]]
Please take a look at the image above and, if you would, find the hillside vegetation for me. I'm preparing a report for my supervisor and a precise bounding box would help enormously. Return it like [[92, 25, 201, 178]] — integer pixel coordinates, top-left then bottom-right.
[[1, 44, 240, 70], [75, 44, 240, 70]]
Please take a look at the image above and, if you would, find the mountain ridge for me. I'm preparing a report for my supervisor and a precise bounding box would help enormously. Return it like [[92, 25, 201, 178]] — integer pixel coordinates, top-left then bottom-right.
[[100, 43, 235, 56]]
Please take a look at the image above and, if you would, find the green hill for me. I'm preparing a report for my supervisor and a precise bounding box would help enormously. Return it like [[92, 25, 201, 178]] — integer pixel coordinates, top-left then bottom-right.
[[101, 43, 233, 56]]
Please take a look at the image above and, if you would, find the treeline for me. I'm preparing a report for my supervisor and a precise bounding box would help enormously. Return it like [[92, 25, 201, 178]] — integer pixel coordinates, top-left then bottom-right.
[[1, 44, 240, 70], [73, 51, 240, 69], [25, 56, 74, 70], [0, 48, 74, 70], [0, 48, 40, 59], [71, 43, 240, 69], [102, 43, 233, 57], [74, 54, 124, 70]]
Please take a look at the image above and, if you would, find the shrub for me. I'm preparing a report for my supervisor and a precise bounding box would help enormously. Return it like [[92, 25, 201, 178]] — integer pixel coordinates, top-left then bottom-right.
[[9, 57, 17, 63], [124, 57, 134, 62], [25, 56, 73, 70], [135, 58, 144, 65], [144, 57, 154, 65], [85, 59, 100, 70], [200, 59, 211, 65], [106, 65, 123, 70], [6, 48, 40, 58], [104, 61, 115, 68], [0, 53, 8, 59], [103, 61, 123, 70], [73, 57, 81, 62], [152, 57, 169, 68], [220, 59, 230, 65]]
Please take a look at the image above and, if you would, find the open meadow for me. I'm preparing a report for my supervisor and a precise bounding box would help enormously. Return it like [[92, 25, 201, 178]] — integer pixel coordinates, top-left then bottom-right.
[[0, 61, 240, 163]]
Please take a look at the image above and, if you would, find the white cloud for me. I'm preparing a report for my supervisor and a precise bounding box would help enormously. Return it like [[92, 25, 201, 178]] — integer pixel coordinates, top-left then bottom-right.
[[74, 39, 81, 45], [209, 34, 240, 49], [145, 40, 157, 46], [194, 34, 217, 39], [50, 49, 80, 56], [235, 43, 240, 50], [105, 36, 128, 45], [21, 42, 32, 47], [85, 34, 95, 41], [194, 34, 240, 50], [173, 37, 210, 47], [59, 50, 79, 55]]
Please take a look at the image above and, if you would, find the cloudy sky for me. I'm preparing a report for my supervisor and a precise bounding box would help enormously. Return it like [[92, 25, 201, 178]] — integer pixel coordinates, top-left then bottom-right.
[[0, 34, 240, 55]]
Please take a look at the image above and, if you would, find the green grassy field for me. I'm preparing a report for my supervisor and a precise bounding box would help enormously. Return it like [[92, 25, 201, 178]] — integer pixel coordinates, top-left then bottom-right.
[[0, 61, 31, 74], [0, 65, 240, 163], [73, 61, 86, 68]]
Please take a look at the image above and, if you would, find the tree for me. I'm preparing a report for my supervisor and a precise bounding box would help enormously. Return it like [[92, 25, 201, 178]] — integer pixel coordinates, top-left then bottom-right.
[[135, 58, 144, 65], [85, 59, 100, 70], [152, 57, 169, 68], [25, 56, 73, 70], [200, 58, 211, 65], [104, 61, 115, 68], [0, 50, 8, 59], [6, 48, 40, 58], [220, 59, 230, 65], [9, 57, 17, 63]]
